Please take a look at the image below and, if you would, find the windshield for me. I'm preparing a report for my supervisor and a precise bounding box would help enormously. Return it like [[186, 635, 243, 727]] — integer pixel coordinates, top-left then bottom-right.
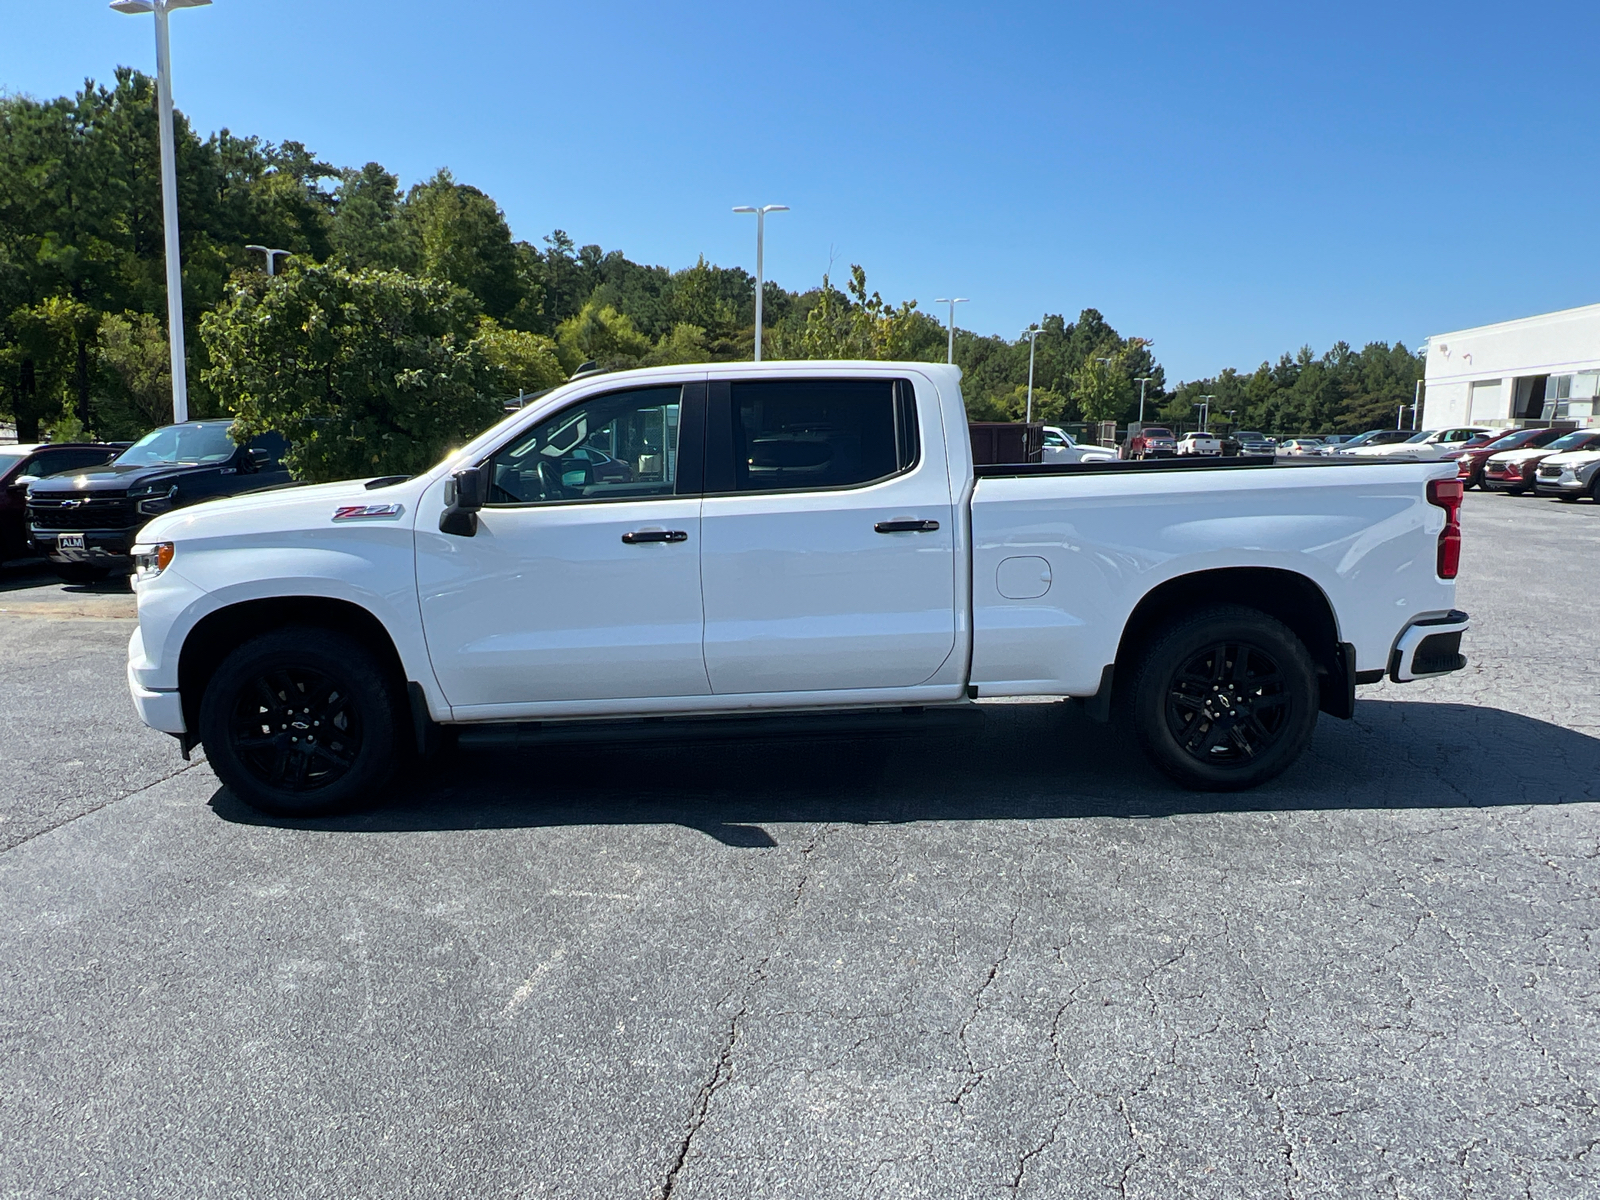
[[114, 424, 238, 467], [1550, 431, 1600, 452], [1144, 428, 1173, 438], [1402, 430, 1435, 444], [1235, 431, 1264, 440], [1485, 430, 1540, 451], [0, 448, 30, 466]]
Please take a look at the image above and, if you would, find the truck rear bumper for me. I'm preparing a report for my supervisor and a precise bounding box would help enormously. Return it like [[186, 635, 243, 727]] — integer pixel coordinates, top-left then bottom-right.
[[1388, 610, 1469, 682]]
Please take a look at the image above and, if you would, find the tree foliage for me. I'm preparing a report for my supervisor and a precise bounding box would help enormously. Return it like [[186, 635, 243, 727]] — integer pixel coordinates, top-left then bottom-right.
[[202, 265, 501, 482]]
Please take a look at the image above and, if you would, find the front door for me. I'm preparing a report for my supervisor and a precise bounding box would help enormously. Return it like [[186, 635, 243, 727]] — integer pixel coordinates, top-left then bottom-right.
[[418, 382, 710, 710], [698, 374, 956, 695]]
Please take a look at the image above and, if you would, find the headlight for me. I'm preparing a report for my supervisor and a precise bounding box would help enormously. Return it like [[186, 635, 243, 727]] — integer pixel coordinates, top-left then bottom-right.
[[132, 483, 178, 515], [131, 542, 174, 580]]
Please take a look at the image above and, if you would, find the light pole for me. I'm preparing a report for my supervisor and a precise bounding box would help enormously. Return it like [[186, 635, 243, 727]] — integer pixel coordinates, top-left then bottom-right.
[[245, 245, 290, 276], [934, 297, 969, 364], [1135, 376, 1152, 425], [732, 204, 787, 362], [1020, 325, 1044, 423], [1194, 394, 1216, 432], [1412, 378, 1423, 430], [110, 0, 210, 424]]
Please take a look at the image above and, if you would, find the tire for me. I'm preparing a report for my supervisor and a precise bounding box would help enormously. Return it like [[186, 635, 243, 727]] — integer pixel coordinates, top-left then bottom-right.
[[1121, 604, 1319, 792], [1558, 493, 1580, 503], [199, 626, 400, 818], [53, 563, 111, 584]]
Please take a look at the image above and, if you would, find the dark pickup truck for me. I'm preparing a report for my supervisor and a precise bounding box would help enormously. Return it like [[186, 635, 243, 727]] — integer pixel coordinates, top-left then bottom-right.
[[27, 420, 289, 581]]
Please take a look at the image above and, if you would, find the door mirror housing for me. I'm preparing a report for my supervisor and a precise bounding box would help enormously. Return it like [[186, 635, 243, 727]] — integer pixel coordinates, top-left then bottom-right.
[[246, 447, 272, 470], [439, 464, 488, 536]]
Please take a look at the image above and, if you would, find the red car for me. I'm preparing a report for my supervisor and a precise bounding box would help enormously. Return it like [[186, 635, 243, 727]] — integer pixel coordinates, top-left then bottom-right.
[[1455, 427, 1567, 488], [1122, 425, 1177, 459], [1482, 429, 1600, 494]]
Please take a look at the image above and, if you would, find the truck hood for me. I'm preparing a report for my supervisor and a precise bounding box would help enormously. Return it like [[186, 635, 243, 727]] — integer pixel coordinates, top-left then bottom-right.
[[28, 459, 254, 496], [135, 476, 418, 544]]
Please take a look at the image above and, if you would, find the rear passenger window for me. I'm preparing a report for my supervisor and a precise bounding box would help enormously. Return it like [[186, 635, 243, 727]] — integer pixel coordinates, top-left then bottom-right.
[[723, 378, 918, 493]]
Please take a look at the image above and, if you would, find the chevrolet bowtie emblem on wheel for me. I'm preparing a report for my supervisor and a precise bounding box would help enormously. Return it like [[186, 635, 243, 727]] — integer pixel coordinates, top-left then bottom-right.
[[331, 504, 404, 521]]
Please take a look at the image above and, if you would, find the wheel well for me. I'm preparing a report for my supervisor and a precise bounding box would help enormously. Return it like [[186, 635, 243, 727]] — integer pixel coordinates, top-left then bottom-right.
[[177, 597, 408, 735], [1112, 567, 1353, 719]]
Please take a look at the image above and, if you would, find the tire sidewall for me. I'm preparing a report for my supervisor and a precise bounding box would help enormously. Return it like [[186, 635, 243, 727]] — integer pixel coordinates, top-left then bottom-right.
[[1126, 605, 1319, 792], [199, 627, 399, 818]]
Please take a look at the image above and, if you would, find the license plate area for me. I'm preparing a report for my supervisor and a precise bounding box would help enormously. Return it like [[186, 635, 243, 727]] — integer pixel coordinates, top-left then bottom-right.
[[57, 533, 85, 551]]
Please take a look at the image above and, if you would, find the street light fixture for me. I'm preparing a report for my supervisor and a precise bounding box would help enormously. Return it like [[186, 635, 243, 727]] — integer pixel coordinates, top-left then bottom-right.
[[110, 0, 210, 424], [1194, 394, 1216, 432], [1134, 376, 1152, 424], [934, 297, 969, 364], [245, 245, 290, 276], [732, 204, 787, 362], [1020, 325, 1044, 424]]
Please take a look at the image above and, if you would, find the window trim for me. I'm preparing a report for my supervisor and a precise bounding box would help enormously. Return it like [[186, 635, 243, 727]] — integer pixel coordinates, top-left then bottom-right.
[[703, 375, 922, 498], [480, 381, 704, 509]]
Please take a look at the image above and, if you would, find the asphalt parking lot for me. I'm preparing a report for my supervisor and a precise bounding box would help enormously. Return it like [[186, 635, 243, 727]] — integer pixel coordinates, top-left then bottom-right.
[[2, 491, 1598, 1200]]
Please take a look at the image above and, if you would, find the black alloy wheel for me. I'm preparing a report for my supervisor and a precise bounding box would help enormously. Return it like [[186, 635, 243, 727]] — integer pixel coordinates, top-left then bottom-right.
[[1163, 640, 1290, 766], [1123, 604, 1319, 791], [230, 666, 363, 793], [200, 627, 399, 817]]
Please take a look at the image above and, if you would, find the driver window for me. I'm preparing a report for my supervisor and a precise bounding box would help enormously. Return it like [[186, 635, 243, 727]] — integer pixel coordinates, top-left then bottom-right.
[[488, 386, 682, 506]]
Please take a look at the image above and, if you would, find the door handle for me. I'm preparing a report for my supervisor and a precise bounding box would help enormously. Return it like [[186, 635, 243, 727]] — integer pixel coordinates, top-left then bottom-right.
[[874, 519, 940, 533], [621, 529, 689, 544]]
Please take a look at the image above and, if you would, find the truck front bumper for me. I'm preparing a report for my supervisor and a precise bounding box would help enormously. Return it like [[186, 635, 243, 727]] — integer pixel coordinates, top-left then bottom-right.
[[1388, 610, 1470, 682], [128, 658, 186, 734], [31, 527, 133, 566]]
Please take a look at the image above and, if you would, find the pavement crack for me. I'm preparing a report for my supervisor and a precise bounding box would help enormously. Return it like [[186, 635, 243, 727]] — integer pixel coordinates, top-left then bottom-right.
[[1, 757, 204, 855], [949, 909, 1020, 1108]]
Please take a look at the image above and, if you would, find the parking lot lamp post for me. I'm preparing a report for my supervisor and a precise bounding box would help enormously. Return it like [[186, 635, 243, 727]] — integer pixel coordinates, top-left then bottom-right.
[[732, 205, 788, 362], [245, 245, 290, 276], [934, 297, 969, 364], [1194, 394, 1215, 432], [110, 0, 210, 424], [1135, 376, 1152, 424], [1413, 379, 1424, 430], [1020, 326, 1043, 423]]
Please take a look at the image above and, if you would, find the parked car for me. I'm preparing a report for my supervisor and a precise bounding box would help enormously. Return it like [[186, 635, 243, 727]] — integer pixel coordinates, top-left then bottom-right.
[[1344, 427, 1494, 462], [1319, 434, 1359, 451], [1041, 426, 1118, 464], [1333, 430, 1417, 455], [0, 442, 123, 566], [1481, 430, 1600, 494], [125, 361, 1468, 818], [1233, 431, 1275, 455], [1122, 425, 1177, 459], [1534, 440, 1600, 501], [26, 421, 290, 582], [1456, 427, 1567, 489], [1176, 431, 1222, 456], [1277, 438, 1324, 457]]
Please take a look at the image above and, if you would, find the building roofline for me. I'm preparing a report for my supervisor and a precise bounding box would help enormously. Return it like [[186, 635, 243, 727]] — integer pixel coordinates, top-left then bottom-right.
[[1427, 300, 1600, 343]]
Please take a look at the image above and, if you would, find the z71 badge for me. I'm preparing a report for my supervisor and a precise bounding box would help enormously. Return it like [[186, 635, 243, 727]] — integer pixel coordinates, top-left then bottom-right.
[[332, 503, 404, 521]]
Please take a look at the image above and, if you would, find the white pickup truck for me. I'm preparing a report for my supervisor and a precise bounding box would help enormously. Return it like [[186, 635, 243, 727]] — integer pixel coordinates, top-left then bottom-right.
[[125, 362, 1469, 816]]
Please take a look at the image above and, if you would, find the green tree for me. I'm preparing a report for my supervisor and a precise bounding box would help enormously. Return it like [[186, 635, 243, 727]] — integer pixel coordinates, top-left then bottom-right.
[[202, 264, 501, 482], [403, 171, 522, 320], [94, 310, 173, 438], [554, 299, 650, 372], [474, 317, 565, 396]]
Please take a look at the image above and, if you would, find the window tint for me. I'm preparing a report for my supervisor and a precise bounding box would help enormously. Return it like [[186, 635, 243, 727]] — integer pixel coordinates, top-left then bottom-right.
[[720, 378, 916, 494], [488, 386, 681, 506]]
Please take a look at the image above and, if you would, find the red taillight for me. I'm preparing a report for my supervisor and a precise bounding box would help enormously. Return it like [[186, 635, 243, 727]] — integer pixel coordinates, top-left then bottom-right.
[[1428, 478, 1463, 579]]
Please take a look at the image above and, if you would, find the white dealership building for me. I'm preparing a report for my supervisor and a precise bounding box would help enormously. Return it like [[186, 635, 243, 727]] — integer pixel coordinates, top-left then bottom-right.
[[1421, 302, 1600, 431]]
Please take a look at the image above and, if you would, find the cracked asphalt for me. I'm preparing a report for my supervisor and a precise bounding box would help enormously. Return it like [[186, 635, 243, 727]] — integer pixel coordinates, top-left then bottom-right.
[[1, 490, 1598, 1199]]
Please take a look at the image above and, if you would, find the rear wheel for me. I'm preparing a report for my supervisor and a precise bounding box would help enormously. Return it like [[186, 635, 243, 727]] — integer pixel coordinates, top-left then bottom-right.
[[1122, 604, 1319, 791], [199, 627, 400, 818]]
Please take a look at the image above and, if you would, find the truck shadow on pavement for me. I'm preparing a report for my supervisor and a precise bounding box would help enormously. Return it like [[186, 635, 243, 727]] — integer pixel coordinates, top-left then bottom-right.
[[208, 699, 1600, 845]]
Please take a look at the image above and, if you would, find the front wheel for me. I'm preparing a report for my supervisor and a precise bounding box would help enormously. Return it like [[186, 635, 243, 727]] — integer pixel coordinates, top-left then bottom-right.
[[199, 627, 401, 817], [1122, 604, 1319, 791]]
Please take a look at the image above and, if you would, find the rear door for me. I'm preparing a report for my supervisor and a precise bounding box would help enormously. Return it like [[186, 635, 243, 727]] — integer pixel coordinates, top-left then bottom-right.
[[698, 372, 956, 695]]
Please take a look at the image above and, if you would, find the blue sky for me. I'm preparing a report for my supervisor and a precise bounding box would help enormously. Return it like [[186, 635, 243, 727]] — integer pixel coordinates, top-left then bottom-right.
[[3, 1, 1596, 383]]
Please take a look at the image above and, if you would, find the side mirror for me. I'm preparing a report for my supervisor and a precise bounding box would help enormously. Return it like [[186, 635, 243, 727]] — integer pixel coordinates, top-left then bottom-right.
[[439, 464, 488, 537], [246, 447, 272, 471]]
